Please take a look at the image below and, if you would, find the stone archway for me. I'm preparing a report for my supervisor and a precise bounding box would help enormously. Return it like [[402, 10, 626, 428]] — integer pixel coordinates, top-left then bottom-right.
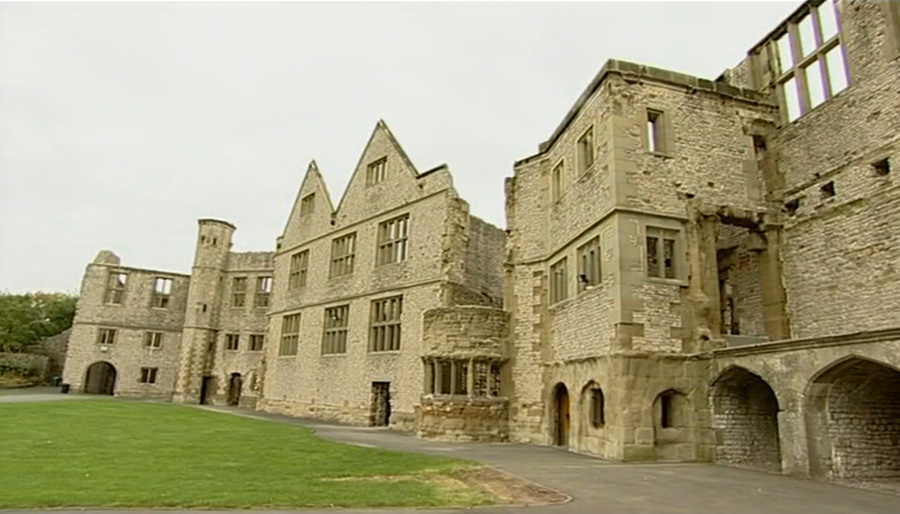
[[227, 373, 242, 406], [553, 383, 570, 447], [711, 366, 781, 472], [805, 357, 900, 483], [84, 361, 117, 395]]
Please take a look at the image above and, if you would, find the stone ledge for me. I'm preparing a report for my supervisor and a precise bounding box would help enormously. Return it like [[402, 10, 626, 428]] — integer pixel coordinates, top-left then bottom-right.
[[713, 327, 900, 357]]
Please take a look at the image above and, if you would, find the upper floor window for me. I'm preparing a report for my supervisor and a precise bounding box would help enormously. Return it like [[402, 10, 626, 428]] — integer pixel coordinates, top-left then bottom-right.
[[377, 214, 409, 266], [152, 277, 173, 309], [144, 331, 163, 349], [105, 272, 127, 305], [249, 334, 265, 352], [225, 333, 240, 351], [577, 237, 601, 291], [300, 193, 315, 216], [322, 305, 349, 355], [773, 0, 848, 123], [330, 233, 356, 278], [577, 126, 594, 173], [231, 277, 247, 308], [646, 109, 670, 154], [646, 227, 679, 279], [366, 157, 387, 186], [97, 328, 116, 345], [370, 296, 402, 352], [551, 161, 564, 203], [279, 314, 300, 356], [289, 250, 309, 289], [550, 257, 568, 304], [254, 277, 272, 308]]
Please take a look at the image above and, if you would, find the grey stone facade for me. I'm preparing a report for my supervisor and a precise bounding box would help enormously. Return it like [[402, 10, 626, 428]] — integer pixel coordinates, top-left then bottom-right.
[[62, 0, 898, 490]]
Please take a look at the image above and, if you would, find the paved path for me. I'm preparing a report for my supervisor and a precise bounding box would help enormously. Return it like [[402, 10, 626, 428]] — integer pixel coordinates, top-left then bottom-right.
[[0, 386, 91, 402], [3, 391, 900, 513]]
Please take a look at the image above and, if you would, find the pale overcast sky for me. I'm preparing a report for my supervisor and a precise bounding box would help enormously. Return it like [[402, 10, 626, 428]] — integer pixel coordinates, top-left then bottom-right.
[[0, 1, 800, 294]]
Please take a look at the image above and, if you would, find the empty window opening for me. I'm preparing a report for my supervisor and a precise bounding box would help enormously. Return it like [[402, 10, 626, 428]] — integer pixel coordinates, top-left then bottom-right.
[[254, 276, 272, 308], [97, 328, 117, 345], [820, 181, 836, 199], [551, 161, 564, 203], [646, 227, 679, 279], [377, 214, 410, 266], [145, 332, 163, 349], [225, 333, 240, 351], [784, 197, 802, 216], [823, 45, 848, 95], [322, 305, 349, 354], [279, 314, 300, 356], [249, 334, 265, 352], [370, 296, 402, 351], [550, 257, 568, 304], [818, 1, 839, 41], [330, 233, 357, 278], [212, 237, 217, 246], [366, 157, 387, 186], [577, 237, 601, 291], [577, 126, 594, 173], [783, 77, 801, 122], [231, 277, 247, 307], [873, 158, 891, 176], [104, 272, 127, 305], [658, 391, 684, 429], [139, 367, 158, 384], [798, 13, 816, 58], [590, 387, 605, 427], [289, 250, 309, 289], [647, 109, 665, 153], [152, 277, 173, 309], [300, 193, 315, 216], [776, 33, 793, 73], [805, 62, 826, 109]]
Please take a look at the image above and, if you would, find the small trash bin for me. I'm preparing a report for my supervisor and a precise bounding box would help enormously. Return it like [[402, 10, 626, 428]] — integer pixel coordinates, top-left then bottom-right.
[[51, 376, 62, 387], [60, 383, 70, 394]]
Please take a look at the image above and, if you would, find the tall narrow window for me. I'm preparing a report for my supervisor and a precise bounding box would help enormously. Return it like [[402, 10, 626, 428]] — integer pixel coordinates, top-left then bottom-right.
[[330, 233, 356, 278], [551, 161, 564, 202], [289, 250, 309, 289], [152, 277, 173, 308], [231, 277, 247, 307], [646, 109, 665, 154], [104, 272, 127, 304], [550, 257, 568, 304], [366, 157, 387, 186], [577, 126, 594, 173], [300, 193, 315, 216], [249, 334, 265, 351], [322, 305, 349, 354], [369, 296, 402, 352], [591, 388, 605, 427], [577, 237, 601, 291], [254, 276, 272, 308], [140, 367, 158, 384], [279, 314, 300, 356], [225, 333, 240, 351], [377, 214, 410, 266], [647, 227, 679, 279], [144, 332, 163, 349]]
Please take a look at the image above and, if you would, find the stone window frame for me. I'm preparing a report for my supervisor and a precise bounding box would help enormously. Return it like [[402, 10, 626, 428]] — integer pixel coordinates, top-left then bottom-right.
[[139, 367, 158, 384], [655, 389, 687, 430], [329, 232, 357, 278], [299, 192, 315, 216], [254, 276, 273, 308], [322, 304, 350, 355], [279, 313, 300, 356], [590, 387, 605, 428], [769, 0, 849, 124], [645, 225, 684, 283], [104, 271, 128, 305], [640, 107, 674, 157], [369, 295, 402, 352], [549, 257, 568, 305], [249, 334, 265, 352], [144, 331, 163, 349], [231, 276, 247, 308], [424, 358, 502, 398], [366, 157, 388, 186], [225, 333, 240, 351], [376, 213, 410, 266], [577, 125, 595, 174], [551, 159, 565, 203], [151, 277, 173, 309], [96, 328, 117, 346], [885, 0, 900, 61], [576, 236, 601, 292], [288, 250, 309, 290]]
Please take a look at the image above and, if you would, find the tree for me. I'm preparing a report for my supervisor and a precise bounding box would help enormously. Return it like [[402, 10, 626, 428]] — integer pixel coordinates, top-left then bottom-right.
[[0, 292, 78, 353]]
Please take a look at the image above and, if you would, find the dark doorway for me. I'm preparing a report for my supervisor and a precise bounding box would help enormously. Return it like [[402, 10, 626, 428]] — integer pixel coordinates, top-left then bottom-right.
[[370, 382, 391, 427], [712, 367, 782, 472], [84, 361, 116, 395], [227, 373, 242, 406], [199, 376, 215, 405], [554, 383, 570, 446]]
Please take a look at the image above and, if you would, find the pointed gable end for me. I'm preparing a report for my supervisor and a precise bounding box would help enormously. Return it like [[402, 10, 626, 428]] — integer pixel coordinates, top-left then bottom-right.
[[333, 120, 453, 225], [281, 160, 335, 248]]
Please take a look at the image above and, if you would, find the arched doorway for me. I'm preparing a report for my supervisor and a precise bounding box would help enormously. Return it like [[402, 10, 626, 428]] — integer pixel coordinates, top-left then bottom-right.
[[227, 373, 242, 406], [84, 361, 117, 395], [806, 357, 900, 482], [711, 366, 781, 472], [553, 383, 570, 447]]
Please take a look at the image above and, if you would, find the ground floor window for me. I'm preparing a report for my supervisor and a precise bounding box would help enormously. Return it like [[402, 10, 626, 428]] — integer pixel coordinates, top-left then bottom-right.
[[425, 358, 501, 397]]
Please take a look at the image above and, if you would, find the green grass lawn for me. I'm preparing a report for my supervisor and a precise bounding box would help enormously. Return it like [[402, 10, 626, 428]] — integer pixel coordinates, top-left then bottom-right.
[[0, 400, 491, 509]]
